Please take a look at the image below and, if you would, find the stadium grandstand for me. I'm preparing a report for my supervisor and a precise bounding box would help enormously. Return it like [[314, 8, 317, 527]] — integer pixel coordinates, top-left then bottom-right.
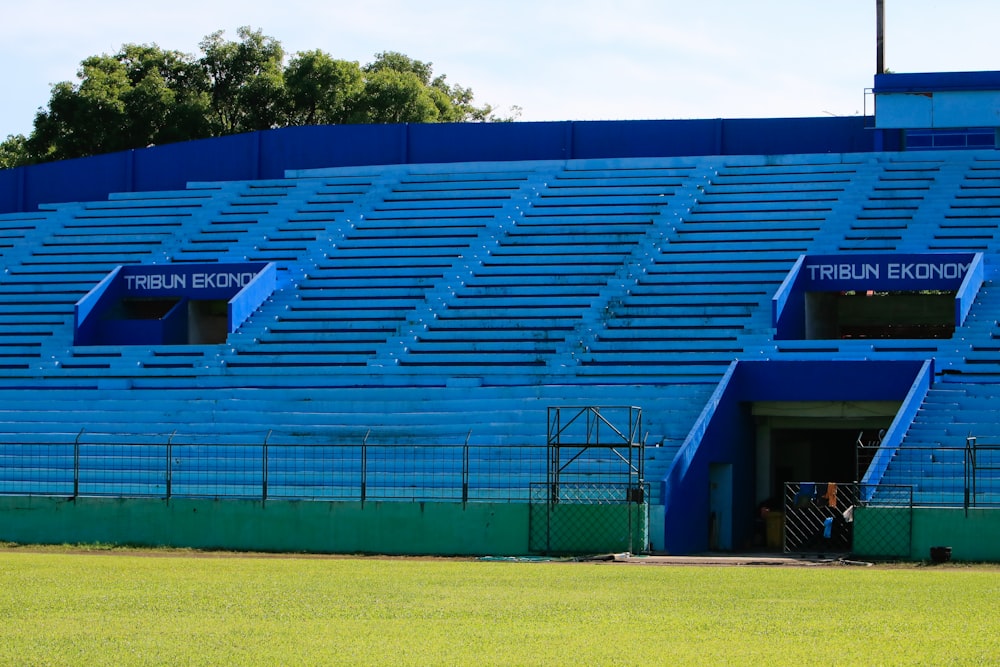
[[1, 71, 1000, 561]]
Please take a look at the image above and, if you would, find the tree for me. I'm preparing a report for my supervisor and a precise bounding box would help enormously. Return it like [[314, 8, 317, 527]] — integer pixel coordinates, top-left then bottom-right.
[[351, 68, 441, 124], [8, 29, 511, 166], [358, 52, 495, 123], [26, 44, 211, 162], [199, 27, 286, 134], [284, 51, 362, 126], [364, 51, 435, 86], [0, 134, 29, 169], [28, 59, 132, 161], [431, 76, 494, 122], [114, 44, 212, 146]]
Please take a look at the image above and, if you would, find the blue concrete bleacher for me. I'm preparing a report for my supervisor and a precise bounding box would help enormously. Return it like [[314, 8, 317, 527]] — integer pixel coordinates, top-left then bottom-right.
[[2, 150, 1000, 516]]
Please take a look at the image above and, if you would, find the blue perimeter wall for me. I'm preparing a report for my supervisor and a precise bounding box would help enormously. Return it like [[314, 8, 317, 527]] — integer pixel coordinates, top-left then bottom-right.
[[0, 116, 884, 214]]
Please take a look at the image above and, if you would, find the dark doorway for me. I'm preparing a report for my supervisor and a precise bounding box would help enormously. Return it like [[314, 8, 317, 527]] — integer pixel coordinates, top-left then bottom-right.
[[805, 290, 955, 339], [770, 428, 858, 505], [188, 299, 229, 344]]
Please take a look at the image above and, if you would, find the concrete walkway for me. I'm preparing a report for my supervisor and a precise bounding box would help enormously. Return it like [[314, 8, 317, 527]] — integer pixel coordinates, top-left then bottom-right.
[[590, 552, 868, 566]]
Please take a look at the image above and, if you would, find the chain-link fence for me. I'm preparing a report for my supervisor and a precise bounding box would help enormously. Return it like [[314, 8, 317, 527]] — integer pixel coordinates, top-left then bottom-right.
[[528, 482, 648, 556], [783, 482, 912, 559], [852, 485, 914, 560], [0, 433, 548, 503], [966, 437, 1000, 507], [864, 440, 1000, 508]]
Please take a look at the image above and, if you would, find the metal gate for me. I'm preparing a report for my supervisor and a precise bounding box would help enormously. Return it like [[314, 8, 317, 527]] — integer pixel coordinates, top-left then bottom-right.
[[529, 406, 648, 556], [783, 482, 912, 559], [529, 482, 649, 555]]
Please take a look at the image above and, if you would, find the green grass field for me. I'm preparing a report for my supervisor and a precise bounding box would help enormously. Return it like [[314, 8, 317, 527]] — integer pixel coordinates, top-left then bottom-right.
[[0, 548, 997, 666]]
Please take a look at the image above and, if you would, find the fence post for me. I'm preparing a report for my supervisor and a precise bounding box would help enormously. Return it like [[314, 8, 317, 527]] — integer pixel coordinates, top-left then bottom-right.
[[262, 430, 271, 503], [462, 429, 472, 506], [361, 430, 370, 504], [166, 430, 176, 500], [73, 429, 84, 498], [965, 435, 976, 516]]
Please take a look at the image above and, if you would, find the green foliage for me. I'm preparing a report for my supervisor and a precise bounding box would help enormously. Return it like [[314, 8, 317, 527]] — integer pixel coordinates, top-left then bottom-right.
[[27, 45, 213, 162], [199, 27, 286, 135], [364, 51, 435, 86], [353, 68, 442, 124], [0, 552, 997, 666], [8, 28, 507, 167], [284, 51, 362, 126], [347, 52, 497, 124], [0, 134, 30, 169]]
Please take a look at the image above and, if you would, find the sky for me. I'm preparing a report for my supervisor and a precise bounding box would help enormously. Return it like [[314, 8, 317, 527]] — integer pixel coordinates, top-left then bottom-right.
[[1, 0, 998, 138]]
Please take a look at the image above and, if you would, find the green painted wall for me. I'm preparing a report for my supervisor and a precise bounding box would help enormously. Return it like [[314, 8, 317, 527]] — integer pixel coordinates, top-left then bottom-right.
[[0, 497, 530, 556], [533, 503, 648, 554], [910, 508, 1000, 562], [5, 498, 991, 560], [854, 507, 1000, 562]]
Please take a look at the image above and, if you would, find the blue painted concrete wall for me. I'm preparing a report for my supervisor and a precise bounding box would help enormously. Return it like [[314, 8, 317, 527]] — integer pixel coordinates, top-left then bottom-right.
[[0, 117, 881, 215]]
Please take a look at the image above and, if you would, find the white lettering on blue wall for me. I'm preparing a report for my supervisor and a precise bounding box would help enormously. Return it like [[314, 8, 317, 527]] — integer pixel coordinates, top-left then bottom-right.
[[124, 272, 256, 292], [807, 261, 969, 283], [125, 274, 187, 290], [807, 263, 880, 281], [192, 272, 257, 289], [885, 262, 969, 280]]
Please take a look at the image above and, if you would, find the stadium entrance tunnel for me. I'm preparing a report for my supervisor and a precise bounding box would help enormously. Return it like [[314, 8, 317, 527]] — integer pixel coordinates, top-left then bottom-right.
[[660, 359, 932, 555], [772, 252, 983, 340], [74, 262, 276, 346]]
